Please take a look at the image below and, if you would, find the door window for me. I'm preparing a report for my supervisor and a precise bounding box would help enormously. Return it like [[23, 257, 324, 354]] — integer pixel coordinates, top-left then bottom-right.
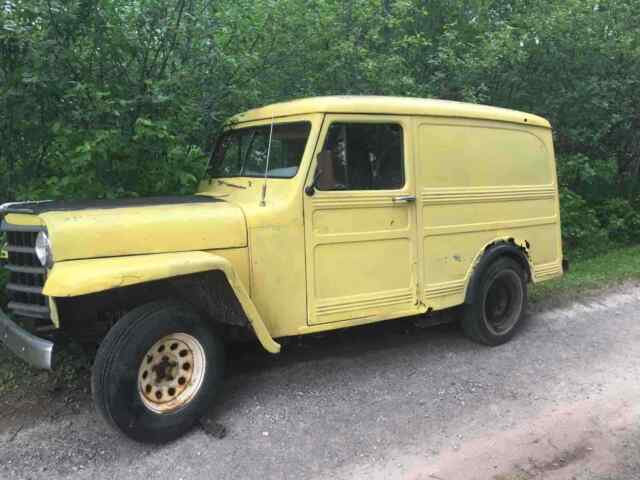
[[318, 123, 404, 190]]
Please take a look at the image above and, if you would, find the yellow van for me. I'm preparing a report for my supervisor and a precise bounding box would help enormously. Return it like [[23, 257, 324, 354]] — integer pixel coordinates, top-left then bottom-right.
[[0, 96, 564, 442]]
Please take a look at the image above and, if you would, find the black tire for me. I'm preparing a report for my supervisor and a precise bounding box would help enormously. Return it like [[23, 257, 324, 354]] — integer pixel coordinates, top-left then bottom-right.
[[91, 300, 224, 443], [462, 257, 527, 346]]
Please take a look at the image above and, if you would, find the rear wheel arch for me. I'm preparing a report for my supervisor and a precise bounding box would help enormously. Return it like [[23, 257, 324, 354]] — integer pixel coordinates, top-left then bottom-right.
[[464, 240, 531, 305]]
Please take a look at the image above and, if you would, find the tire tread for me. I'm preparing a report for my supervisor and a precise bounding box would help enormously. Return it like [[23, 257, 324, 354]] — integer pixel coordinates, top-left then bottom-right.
[[462, 257, 527, 346], [92, 300, 216, 440]]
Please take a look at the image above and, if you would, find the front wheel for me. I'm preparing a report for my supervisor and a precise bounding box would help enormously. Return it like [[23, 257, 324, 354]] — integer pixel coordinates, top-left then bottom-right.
[[92, 301, 224, 443], [462, 257, 527, 346]]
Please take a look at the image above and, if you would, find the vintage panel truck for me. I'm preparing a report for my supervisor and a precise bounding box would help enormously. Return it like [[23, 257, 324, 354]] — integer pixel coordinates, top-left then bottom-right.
[[0, 96, 564, 442]]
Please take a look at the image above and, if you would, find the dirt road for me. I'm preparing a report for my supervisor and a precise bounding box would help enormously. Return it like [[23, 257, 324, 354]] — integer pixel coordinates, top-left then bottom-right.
[[1, 284, 640, 480]]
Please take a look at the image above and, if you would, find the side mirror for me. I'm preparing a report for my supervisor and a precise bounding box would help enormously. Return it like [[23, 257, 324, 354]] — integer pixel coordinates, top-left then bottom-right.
[[305, 151, 334, 196]]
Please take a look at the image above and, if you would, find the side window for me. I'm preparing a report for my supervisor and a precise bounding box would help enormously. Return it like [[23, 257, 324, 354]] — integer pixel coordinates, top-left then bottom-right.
[[318, 123, 404, 190]]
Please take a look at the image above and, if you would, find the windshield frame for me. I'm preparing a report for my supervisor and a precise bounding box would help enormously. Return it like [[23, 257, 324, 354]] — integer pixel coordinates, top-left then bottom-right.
[[207, 120, 313, 180]]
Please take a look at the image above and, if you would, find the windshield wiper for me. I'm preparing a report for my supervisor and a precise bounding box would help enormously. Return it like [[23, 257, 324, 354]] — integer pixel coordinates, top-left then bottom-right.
[[217, 179, 247, 189]]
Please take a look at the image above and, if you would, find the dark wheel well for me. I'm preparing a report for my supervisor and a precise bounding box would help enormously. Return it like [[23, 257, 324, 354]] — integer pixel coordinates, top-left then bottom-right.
[[56, 271, 251, 343], [464, 240, 531, 305]]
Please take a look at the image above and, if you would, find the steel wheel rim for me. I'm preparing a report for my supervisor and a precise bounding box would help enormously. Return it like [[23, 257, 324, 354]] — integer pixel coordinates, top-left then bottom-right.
[[483, 270, 523, 335], [138, 332, 206, 414]]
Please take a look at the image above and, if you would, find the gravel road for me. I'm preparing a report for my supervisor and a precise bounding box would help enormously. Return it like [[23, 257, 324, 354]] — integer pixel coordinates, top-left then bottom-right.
[[1, 284, 640, 480]]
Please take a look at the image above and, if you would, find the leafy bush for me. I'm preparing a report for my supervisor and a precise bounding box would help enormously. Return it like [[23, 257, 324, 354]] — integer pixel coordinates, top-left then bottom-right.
[[556, 154, 618, 203], [559, 188, 608, 256], [596, 198, 640, 245], [14, 119, 206, 201], [2, 0, 640, 205]]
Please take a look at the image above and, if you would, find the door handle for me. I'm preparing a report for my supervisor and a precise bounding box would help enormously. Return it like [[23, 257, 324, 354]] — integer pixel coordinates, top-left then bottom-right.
[[392, 195, 416, 204]]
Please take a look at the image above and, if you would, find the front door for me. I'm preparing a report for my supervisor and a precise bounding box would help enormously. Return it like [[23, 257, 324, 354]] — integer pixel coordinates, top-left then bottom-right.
[[303, 114, 420, 326]]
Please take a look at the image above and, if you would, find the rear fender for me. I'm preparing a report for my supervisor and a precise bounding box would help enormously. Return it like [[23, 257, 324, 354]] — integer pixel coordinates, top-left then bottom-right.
[[464, 239, 532, 304], [43, 252, 280, 353]]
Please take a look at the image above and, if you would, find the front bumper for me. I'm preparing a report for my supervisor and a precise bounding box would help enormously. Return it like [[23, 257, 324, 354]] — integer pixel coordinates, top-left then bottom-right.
[[0, 308, 54, 370]]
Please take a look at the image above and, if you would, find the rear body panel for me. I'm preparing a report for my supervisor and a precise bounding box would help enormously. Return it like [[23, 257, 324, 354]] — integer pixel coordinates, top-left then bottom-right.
[[414, 116, 563, 311]]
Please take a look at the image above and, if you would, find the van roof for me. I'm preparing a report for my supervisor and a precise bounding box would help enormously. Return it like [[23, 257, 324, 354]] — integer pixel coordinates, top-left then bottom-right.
[[231, 96, 551, 129]]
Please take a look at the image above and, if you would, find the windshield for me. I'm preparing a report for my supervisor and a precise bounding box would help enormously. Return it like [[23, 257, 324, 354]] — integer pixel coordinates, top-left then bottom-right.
[[209, 121, 311, 179]]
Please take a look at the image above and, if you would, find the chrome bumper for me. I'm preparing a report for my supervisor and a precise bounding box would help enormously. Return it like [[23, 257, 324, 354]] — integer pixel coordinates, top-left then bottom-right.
[[0, 308, 54, 370]]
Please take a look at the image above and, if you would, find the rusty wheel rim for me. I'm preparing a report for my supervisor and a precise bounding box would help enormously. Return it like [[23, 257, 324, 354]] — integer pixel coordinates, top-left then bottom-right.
[[138, 333, 206, 414]]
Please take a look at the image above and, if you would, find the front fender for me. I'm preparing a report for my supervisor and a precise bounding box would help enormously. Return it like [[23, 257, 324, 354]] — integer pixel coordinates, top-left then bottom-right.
[[43, 251, 281, 353]]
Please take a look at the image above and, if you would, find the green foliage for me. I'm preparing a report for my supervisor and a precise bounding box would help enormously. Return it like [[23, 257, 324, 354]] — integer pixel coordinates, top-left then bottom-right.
[[559, 188, 608, 256], [597, 199, 640, 245], [557, 154, 618, 203], [559, 189, 640, 257], [1, 0, 639, 255]]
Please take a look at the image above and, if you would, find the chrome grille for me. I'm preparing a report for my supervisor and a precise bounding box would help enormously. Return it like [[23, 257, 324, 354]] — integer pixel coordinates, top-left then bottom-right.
[[1, 221, 50, 320]]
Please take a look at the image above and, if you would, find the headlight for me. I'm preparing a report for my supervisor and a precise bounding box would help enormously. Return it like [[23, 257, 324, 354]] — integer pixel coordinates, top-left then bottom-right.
[[35, 231, 53, 268]]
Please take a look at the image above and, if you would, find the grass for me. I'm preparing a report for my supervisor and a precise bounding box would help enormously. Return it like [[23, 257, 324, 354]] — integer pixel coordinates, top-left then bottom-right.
[[529, 244, 640, 304]]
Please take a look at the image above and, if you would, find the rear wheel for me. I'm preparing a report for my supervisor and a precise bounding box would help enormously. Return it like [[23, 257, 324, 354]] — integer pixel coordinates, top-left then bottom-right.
[[92, 301, 224, 443], [462, 257, 527, 346]]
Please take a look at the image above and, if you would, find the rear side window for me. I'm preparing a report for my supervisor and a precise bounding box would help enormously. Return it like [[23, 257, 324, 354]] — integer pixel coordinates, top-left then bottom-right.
[[319, 123, 404, 190]]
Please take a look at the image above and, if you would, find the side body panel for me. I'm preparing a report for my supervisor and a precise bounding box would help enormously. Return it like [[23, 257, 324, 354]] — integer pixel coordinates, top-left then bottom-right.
[[415, 116, 562, 311]]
